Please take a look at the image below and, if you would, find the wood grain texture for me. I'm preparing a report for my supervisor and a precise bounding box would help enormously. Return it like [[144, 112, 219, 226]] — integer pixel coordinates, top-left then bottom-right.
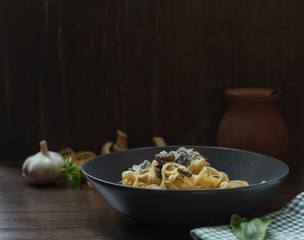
[[0, 162, 191, 239], [0, 161, 302, 239], [0, 0, 303, 178]]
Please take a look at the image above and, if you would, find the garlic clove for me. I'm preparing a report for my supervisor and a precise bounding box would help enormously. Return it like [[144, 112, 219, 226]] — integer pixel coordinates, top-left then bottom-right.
[[22, 140, 64, 184]]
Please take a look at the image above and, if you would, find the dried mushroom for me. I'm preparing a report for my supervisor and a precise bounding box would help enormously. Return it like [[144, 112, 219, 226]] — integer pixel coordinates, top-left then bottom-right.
[[101, 130, 128, 154], [152, 137, 167, 146]]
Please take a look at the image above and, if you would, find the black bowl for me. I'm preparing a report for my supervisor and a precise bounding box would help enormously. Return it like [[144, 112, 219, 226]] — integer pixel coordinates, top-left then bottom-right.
[[82, 146, 289, 227]]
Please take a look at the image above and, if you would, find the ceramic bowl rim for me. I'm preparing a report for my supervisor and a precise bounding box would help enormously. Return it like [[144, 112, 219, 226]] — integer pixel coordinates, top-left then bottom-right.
[[82, 145, 289, 193]]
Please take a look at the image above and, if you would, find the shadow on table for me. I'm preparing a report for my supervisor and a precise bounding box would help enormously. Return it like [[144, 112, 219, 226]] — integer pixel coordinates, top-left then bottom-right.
[[100, 213, 194, 240]]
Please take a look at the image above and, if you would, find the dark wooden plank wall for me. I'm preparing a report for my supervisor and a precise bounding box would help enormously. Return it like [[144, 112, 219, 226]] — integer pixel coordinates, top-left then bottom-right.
[[0, 0, 303, 176]]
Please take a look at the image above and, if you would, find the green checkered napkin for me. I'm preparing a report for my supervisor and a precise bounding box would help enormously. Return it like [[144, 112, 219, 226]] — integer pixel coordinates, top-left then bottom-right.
[[190, 192, 304, 240]]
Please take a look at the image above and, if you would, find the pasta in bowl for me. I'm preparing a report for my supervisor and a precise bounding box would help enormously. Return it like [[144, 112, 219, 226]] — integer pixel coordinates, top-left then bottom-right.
[[82, 146, 288, 226], [120, 147, 249, 189]]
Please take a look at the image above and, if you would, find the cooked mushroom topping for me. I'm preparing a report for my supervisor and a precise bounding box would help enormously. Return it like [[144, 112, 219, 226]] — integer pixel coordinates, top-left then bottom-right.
[[155, 151, 175, 163], [175, 151, 190, 166], [140, 160, 151, 169], [140, 160, 151, 174], [177, 168, 193, 177], [154, 162, 163, 179], [176, 147, 187, 153]]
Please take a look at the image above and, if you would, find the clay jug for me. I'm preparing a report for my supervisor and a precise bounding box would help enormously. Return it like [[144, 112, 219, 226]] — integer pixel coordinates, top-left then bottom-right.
[[216, 88, 288, 160]]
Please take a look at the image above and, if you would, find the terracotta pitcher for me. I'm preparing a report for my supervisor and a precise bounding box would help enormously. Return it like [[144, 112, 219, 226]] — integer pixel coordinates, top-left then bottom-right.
[[216, 88, 288, 160]]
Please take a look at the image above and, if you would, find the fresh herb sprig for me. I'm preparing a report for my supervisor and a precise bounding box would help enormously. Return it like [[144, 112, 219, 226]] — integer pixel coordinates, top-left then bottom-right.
[[60, 156, 83, 190], [230, 214, 272, 240]]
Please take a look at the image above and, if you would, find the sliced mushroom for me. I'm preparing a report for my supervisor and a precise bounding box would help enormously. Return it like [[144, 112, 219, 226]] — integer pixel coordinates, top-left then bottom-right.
[[177, 168, 193, 177], [175, 151, 190, 166], [154, 162, 163, 179], [141, 160, 151, 169], [155, 151, 175, 163], [140, 160, 152, 174]]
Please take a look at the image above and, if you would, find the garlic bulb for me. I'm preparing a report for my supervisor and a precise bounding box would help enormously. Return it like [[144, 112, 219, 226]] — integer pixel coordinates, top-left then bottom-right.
[[22, 140, 64, 184]]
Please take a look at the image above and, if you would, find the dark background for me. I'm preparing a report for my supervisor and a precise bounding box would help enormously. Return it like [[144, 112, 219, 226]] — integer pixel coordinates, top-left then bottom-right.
[[0, 0, 303, 181]]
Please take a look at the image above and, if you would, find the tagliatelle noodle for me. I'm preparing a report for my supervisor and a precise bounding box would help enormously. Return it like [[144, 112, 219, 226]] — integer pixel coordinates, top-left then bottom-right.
[[120, 148, 249, 189]]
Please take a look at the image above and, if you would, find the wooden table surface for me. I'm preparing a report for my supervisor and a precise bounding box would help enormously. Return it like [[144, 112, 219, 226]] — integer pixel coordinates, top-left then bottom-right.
[[0, 161, 302, 240]]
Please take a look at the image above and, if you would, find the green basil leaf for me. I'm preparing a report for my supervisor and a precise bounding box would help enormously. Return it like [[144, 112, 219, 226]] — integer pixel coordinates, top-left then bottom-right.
[[230, 214, 272, 240], [60, 157, 83, 189]]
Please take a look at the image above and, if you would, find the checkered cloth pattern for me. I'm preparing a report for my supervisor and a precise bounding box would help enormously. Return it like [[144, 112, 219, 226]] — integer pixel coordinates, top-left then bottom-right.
[[190, 192, 304, 240]]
